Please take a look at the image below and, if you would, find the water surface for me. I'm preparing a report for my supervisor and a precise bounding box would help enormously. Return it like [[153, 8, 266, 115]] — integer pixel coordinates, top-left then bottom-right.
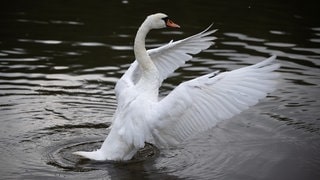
[[1, 0, 320, 179]]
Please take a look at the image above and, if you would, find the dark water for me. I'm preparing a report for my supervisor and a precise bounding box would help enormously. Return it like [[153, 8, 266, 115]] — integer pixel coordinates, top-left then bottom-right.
[[1, 0, 320, 179]]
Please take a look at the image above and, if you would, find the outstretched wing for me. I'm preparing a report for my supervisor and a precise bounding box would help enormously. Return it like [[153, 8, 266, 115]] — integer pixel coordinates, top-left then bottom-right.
[[115, 25, 217, 98], [152, 56, 280, 147], [148, 25, 217, 81]]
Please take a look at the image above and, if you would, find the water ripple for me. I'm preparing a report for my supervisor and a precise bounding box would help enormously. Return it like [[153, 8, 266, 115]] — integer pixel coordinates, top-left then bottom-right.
[[224, 32, 265, 42], [18, 39, 63, 45]]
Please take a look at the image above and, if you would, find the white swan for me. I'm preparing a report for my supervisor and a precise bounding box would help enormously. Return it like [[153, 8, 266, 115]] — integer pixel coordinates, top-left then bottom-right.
[[73, 13, 280, 161]]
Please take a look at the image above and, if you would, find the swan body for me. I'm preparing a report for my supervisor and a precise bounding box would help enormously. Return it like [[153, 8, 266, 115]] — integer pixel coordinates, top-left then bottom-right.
[[73, 13, 280, 161]]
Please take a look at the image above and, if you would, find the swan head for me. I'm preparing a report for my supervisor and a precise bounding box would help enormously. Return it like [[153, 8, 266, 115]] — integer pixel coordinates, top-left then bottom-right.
[[145, 13, 180, 29]]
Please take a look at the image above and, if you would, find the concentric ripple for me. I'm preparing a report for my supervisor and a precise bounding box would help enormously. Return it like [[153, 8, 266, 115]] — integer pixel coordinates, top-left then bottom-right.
[[45, 138, 159, 172]]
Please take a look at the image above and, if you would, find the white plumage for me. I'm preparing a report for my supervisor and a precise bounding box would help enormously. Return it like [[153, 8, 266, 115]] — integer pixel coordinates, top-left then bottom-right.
[[73, 13, 280, 161]]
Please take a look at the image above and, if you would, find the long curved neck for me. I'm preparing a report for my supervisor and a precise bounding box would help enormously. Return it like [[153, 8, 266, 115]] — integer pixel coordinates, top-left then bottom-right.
[[134, 21, 158, 77]]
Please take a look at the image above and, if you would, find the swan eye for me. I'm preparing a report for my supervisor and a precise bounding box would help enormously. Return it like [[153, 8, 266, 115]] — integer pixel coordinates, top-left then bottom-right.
[[162, 17, 169, 23]]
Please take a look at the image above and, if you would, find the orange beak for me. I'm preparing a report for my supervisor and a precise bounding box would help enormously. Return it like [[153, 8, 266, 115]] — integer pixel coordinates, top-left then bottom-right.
[[166, 19, 180, 28]]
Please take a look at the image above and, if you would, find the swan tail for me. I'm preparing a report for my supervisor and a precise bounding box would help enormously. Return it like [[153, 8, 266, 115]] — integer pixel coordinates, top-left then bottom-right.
[[72, 150, 106, 161]]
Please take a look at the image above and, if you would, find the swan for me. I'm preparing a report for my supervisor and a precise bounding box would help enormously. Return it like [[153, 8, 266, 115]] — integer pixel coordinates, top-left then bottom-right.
[[73, 13, 280, 161]]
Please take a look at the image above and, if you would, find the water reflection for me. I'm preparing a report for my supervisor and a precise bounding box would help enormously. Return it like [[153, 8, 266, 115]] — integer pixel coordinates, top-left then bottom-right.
[[1, 0, 320, 179]]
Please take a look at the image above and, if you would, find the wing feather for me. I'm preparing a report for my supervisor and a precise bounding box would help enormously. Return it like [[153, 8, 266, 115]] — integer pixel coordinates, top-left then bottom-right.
[[153, 55, 280, 147]]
